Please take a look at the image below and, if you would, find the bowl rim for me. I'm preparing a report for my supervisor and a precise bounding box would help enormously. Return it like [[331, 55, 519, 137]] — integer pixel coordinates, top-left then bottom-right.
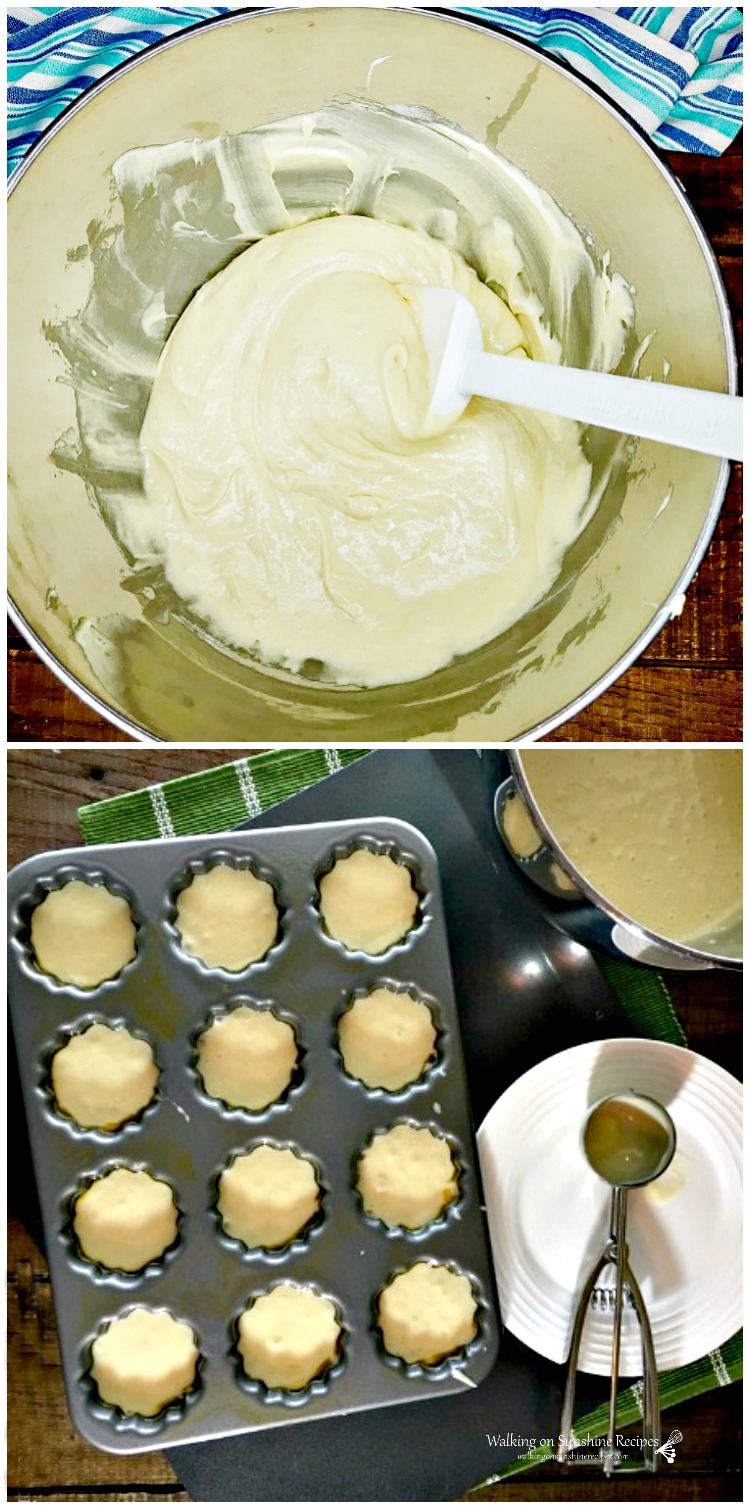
[[6, 3, 737, 744], [509, 750, 742, 969]]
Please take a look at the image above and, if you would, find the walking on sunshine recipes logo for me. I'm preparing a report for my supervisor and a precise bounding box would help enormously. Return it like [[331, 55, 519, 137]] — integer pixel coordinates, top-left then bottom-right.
[[486, 1427, 683, 1467]]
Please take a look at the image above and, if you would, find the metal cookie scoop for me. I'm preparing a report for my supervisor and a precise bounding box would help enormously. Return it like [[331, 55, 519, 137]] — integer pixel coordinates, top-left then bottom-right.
[[414, 286, 743, 461], [558, 1090, 677, 1475]]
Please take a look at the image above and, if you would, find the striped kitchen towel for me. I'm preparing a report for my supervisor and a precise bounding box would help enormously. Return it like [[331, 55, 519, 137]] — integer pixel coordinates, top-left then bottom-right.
[[465, 7, 744, 153], [77, 746, 742, 1488], [7, 5, 743, 177]]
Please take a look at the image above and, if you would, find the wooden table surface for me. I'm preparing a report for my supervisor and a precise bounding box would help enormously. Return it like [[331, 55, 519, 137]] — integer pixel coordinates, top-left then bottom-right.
[[7, 750, 742, 1502], [7, 137, 742, 744]]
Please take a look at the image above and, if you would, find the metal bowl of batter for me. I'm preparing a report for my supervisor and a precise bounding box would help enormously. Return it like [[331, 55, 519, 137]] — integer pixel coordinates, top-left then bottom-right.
[[7, 7, 736, 740], [495, 749, 742, 969]]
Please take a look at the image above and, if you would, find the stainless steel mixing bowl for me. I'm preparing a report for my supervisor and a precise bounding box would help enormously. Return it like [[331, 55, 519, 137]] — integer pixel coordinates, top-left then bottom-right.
[[494, 751, 742, 969], [8, 7, 735, 741]]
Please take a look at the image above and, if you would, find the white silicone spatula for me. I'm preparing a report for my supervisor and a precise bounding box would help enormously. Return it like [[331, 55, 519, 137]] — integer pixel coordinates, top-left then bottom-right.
[[415, 287, 743, 461]]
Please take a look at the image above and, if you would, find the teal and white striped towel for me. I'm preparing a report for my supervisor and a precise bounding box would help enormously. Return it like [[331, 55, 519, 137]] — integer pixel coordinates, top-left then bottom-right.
[[8, 6, 743, 178]]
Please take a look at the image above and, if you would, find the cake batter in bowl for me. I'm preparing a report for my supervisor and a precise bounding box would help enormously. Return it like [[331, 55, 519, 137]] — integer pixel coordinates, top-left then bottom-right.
[[8, 8, 735, 740]]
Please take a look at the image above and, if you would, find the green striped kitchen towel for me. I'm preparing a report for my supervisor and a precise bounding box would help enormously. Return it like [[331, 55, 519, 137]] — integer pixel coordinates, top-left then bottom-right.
[[8, 5, 743, 177], [78, 747, 369, 845], [77, 747, 742, 1484]]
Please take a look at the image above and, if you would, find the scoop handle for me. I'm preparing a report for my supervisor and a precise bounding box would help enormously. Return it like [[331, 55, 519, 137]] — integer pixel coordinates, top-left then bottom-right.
[[464, 350, 743, 461]]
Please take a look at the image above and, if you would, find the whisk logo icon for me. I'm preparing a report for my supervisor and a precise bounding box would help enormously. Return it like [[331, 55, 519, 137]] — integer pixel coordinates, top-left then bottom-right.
[[656, 1429, 683, 1464]]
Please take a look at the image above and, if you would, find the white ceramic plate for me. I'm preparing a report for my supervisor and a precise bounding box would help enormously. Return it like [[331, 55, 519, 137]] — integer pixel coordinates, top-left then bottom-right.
[[477, 1039, 742, 1375]]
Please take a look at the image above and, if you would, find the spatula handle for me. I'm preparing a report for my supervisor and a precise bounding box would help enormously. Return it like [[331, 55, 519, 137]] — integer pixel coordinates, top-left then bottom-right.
[[464, 351, 743, 461]]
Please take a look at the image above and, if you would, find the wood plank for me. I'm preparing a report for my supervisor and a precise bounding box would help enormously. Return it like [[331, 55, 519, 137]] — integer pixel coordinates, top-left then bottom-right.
[[8, 652, 134, 743], [6, 749, 265, 865], [716, 256, 743, 368], [7, 1219, 183, 1493], [666, 973, 742, 1075], [547, 665, 742, 743], [662, 148, 742, 254], [638, 465, 741, 667], [465, 1472, 741, 1502]]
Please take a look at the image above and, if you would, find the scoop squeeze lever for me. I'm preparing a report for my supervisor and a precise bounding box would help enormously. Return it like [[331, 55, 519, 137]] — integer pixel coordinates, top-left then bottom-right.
[[558, 1090, 677, 1476], [415, 287, 743, 461]]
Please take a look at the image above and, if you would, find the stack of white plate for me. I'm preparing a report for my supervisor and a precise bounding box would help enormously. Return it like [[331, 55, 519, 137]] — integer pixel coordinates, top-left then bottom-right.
[[478, 1039, 742, 1375]]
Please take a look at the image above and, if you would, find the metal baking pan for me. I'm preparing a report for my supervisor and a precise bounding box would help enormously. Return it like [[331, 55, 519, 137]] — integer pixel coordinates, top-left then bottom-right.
[[7, 815, 500, 1455], [169, 748, 635, 1500]]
